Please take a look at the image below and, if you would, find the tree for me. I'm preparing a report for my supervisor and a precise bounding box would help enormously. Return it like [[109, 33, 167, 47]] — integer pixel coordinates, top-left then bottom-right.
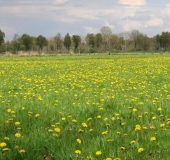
[[95, 33, 103, 51], [0, 30, 5, 47], [54, 33, 63, 53], [100, 26, 112, 51], [20, 34, 32, 51], [36, 35, 48, 54], [72, 35, 81, 53], [129, 30, 142, 50], [85, 34, 95, 48], [64, 33, 71, 53], [12, 34, 20, 54]]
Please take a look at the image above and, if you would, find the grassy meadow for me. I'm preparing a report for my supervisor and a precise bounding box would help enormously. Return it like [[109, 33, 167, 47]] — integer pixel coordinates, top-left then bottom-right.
[[0, 54, 170, 160]]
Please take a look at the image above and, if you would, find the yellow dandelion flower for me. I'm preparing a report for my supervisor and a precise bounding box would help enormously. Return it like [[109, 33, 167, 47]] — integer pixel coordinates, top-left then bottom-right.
[[89, 129, 94, 132], [102, 131, 108, 135], [19, 149, 26, 153], [96, 151, 102, 155], [0, 142, 7, 147], [150, 137, 156, 141], [82, 123, 88, 127], [75, 150, 81, 154], [35, 114, 40, 118], [130, 140, 136, 144], [87, 118, 92, 121], [120, 146, 125, 150], [15, 122, 20, 126], [160, 123, 165, 127], [4, 137, 10, 140], [133, 108, 137, 112], [48, 129, 53, 132], [106, 158, 112, 160], [54, 128, 61, 133], [152, 116, 156, 120], [157, 107, 162, 111], [138, 148, 144, 153], [15, 133, 21, 138], [76, 139, 82, 144], [61, 117, 66, 121], [97, 115, 101, 119], [114, 158, 121, 160], [7, 109, 12, 113], [78, 129, 84, 133], [2, 148, 9, 151]]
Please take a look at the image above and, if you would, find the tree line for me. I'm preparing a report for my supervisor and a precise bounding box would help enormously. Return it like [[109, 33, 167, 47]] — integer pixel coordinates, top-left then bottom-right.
[[0, 26, 170, 54]]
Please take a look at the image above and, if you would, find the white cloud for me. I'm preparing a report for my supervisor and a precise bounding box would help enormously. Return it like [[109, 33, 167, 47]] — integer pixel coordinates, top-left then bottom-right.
[[118, 0, 146, 6], [52, 0, 68, 5], [145, 18, 163, 27], [104, 21, 115, 30], [123, 21, 142, 31], [83, 26, 99, 34], [162, 3, 170, 15]]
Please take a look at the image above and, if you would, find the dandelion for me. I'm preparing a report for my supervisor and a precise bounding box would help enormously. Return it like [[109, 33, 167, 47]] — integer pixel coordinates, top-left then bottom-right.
[[75, 150, 81, 154], [158, 107, 162, 111], [19, 149, 26, 153], [114, 158, 121, 160], [133, 108, 137, 112], [0, 142, 7, 147], [152, 116, 156, 120], [89, 129, 94, 132], [130, 140, 136, 144], [82, 123, 88, 128], [150, 137, 156, 141], [78, 129, 84, 133], [96, 151, 102, 155], [138, 148, 144, 153], [4, 137, 10, 140], [35, 114, 40, 118], [48, 129, 53, 132], [102, 131, 108, 135], [15, 122, 20, 126], [54, 128, 61, 133], [76, 139, 82, 144], [106, 158, 112, 160], [72, 119, 77, 123], [15, 133, 21, 138], [135, 124, 141, 131], [7, 109, 11, 113], [2, 148, 9, 152], [87, 118, 92, 121], [160, 123, 165, 127], [120, 146, 125, 150], [97, 115, 101, 119], [61, 117, 66, 121]]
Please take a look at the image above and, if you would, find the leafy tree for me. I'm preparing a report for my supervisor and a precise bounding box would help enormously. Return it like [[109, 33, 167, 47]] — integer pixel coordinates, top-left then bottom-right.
[[95, 33, 103, 50], [0, 30, 5, 47], [36, 35, 48, 53], [20, 34, 32, 51], [64, 33, 71, 52], [12, 34, 20, 54], [54, 33, 63, 53], [85, 34, 95, 48], [72, 35, 81, 52], [100, 26, 112, 51]]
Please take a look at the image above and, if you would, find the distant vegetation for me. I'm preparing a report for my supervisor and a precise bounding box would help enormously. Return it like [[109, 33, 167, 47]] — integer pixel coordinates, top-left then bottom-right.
[[1, 26, 170, 55]]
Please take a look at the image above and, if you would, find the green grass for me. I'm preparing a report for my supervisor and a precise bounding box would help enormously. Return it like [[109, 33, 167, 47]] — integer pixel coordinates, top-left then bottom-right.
[[0, 54, 170, 160]]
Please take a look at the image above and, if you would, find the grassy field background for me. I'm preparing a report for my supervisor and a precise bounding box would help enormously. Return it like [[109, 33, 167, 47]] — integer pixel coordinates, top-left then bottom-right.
[[0, 54, 170, 160]]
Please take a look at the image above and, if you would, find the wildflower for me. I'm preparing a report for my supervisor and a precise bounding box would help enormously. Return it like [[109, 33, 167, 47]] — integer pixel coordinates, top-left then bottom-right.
[[48, 129, 53, 132], [76, 138, 81, 144], [35, 114, 40, 118], [7, 109, 11, 113], [158, 107, 162, 111], [111, 117, 115, 120], [82, 123, 88, 127], [53, 134, 59, 137], [97, 115, 101, 119], [160, 123, 165, 127], [75, 150, 81, 154], [78, 129, 84, 133], [0, 142, 7, 147], [15, 122, 20, 126], [102, 131, 108, 135], [54, 128, 61, 133], [138, 148, 144, 153], [87, 118, 92, 121], [120, 146, 125, 150], [2, 148, 9, 152], [72, 119, 77, 123], [150, 137, 156, 141], [61, 117, 66, 121], [89, 129, 94, 132], [104, 118, 108, 121], [19, 149, 26, 153], [116, 132, 121, 135], [106, 158, 112, 160], [107, 139, 113, 142], [130, 140, 136, 144], [96, 151, 102, 155], [4, 137, 10, 140], [121, 122, 125, 126], [135, 124, 141, 131], [115, 113, 120, 117], [15, 133, 21, 138], [133, 108, 137, 112], [152, 116, 156, 120]]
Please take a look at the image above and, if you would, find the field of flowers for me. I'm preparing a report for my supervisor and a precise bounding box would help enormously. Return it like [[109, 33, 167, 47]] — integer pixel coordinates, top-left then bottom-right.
[[0, 54, 170, 160]]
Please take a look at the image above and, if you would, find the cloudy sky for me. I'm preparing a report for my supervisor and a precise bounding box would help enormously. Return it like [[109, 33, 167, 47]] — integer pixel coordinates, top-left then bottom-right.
[[0, 0, 170, 41]]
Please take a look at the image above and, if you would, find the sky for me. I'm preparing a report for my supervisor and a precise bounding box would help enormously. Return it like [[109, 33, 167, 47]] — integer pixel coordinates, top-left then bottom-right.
[[0, 0, 170, 41]]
